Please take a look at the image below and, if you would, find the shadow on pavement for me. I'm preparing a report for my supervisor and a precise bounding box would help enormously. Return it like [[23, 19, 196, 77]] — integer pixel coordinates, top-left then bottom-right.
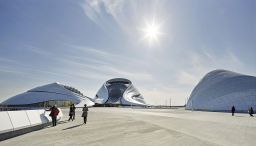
[[62, 124, 83, 130], [59, 120, 70, 124], [45, 120, 70, 128]]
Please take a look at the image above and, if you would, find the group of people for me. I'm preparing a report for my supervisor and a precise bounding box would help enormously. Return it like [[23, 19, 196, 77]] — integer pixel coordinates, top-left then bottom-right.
[[68, 104, 76, 121], [231, 105, 254, 117], [48, 104, 88, 127], [68, 104, 88, 124]]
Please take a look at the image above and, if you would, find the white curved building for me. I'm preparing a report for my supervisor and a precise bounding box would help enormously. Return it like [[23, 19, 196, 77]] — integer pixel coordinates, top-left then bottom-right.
[[186, 70, 256, 112], [93, 78, 146, 106], [1, 82, 95, 107]]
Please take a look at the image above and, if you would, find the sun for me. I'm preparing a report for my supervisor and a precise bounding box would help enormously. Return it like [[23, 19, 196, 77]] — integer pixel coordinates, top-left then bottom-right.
[[141, 19, 162, 44]]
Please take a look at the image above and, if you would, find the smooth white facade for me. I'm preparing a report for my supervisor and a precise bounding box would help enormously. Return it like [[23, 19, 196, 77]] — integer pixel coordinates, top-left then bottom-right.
[[1, 82, 94, 107], [0, 109, 63, 134], [94, 78, 146, 105], [186, 70, 256, 111]]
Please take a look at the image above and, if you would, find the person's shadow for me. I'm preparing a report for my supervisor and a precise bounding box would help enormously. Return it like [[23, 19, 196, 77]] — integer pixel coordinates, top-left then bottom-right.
[[62, 124, 83, 130], [234, 115, 243, 117], [58, 120, 69, 124]]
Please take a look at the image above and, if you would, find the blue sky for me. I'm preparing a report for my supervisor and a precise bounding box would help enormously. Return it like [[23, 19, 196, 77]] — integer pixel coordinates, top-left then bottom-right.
[[0, 0, 255, 105]]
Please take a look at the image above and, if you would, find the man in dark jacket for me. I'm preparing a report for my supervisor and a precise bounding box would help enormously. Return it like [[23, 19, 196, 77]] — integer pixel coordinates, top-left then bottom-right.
[[49, 105, 60, 126], [249, 107, 254, 117], [231, 106, 235, 116]]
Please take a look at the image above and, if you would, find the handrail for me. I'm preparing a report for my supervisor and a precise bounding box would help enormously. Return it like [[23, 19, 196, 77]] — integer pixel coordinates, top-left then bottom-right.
[[0, 106, 46, 111]]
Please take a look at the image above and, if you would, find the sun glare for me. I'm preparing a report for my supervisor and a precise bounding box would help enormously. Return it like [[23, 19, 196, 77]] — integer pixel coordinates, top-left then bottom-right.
[[141, 19, 162, 44]]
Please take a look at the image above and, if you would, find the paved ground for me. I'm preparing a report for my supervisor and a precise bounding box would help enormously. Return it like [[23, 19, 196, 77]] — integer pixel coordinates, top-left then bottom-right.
[[0, 107, 256, 146]]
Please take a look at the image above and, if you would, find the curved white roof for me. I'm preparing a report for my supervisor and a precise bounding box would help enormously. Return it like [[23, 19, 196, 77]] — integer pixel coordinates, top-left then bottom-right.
[[94, 78, 146, 106], [186, 70, 256, 111], [1, 82, 94, 106]]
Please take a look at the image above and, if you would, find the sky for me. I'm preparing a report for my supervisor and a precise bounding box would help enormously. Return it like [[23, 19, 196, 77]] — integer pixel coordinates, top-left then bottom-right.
[[0, 0, 255, 105]]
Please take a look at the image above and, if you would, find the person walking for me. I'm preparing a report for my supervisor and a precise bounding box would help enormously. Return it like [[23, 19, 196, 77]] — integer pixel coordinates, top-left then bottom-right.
[[81, 104, 88, 124], [68, 104, 76, 121], [249, 107, 254, 117], [231, 105, 235, 116], [49, 105, 60, 126]]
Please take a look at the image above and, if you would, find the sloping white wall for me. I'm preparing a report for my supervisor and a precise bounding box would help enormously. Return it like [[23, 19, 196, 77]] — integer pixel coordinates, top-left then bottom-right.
[[0, 108, 63, 134], [8, 111, 31, 130], [0, 112, 13, 133], [26, 110, 43, 125]]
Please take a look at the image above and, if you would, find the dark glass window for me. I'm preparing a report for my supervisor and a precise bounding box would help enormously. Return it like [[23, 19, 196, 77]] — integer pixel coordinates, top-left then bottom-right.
[[106, 83, 128, 103]]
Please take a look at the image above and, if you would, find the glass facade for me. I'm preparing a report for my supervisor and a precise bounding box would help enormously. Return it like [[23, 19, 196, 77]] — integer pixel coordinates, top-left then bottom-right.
[[106, 83, 128, 104], [5, 100, 73, 108]]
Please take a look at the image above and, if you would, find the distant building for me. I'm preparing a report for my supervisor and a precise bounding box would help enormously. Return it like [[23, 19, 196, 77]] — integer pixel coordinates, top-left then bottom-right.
[[93, 78, 146, 106], [1, 82, 94, 107], [186, 70, 256, 112]]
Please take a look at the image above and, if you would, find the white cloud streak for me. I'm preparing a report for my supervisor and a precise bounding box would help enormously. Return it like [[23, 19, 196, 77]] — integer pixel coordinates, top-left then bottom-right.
[[29, 44, 153, 82], [176, 48, 245, 87], [80, 0, 168, 37]]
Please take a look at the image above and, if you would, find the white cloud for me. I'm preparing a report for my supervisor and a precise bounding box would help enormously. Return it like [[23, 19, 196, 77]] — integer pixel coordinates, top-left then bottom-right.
[[80, 0, 124, 25], [25, 45, 53, 56], [176, 48, 245, 88], [0, 67, 29, 75], [101, 0, 124, 18], [177, 71, 199, 86], [57, 55, 153, 82], [80, 0, 123, 32], [47, 44, 154, 82], [80, 0, 168, 36], [226, 50, 243, 67]]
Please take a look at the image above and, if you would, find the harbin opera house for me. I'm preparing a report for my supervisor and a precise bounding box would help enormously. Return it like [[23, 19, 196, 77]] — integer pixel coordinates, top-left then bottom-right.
[[93, 78, 146, 106], [1, 78, 146, 107], [186, 70, 256, 112]]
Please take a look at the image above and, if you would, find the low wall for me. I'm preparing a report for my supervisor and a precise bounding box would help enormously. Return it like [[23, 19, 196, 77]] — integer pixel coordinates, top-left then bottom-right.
[[0, 108, 63, 141]]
